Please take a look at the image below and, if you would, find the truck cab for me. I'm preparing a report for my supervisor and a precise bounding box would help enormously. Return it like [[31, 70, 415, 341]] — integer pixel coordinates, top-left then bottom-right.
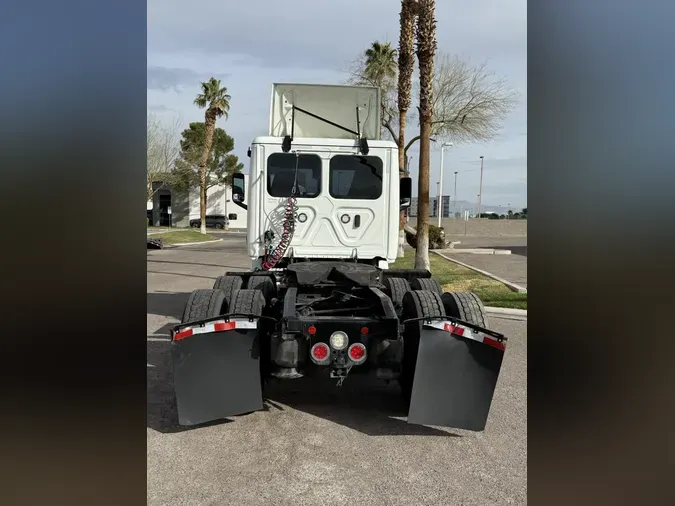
[[230, 83, 411, 270]]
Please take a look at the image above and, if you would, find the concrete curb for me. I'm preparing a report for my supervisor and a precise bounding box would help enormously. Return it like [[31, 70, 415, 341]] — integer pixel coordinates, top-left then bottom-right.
[[444, 248, 512, 255], [431, 250, 528, 294], [485, 306, 528, 317], [164, 239, 223, 248]]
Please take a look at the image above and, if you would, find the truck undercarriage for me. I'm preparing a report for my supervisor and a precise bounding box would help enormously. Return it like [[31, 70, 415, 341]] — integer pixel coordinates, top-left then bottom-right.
[[170, 83, 507, 432], [171, 261, 507, 431]]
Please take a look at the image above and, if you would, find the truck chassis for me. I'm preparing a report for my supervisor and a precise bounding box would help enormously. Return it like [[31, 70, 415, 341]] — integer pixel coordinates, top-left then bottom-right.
[[171, 261, 507, 431]]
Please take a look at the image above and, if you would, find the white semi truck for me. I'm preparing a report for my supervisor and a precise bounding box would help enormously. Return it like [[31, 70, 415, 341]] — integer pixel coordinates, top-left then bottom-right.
[[171, 83, 508, 431]]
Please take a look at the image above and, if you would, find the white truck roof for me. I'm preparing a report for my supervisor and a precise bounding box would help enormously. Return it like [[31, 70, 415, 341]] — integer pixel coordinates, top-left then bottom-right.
[[251, 136, 396, 149], [269, 83, 381, 141]]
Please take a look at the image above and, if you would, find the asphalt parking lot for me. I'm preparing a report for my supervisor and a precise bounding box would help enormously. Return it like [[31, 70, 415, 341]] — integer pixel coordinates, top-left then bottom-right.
[[147, 237, 527, 505]]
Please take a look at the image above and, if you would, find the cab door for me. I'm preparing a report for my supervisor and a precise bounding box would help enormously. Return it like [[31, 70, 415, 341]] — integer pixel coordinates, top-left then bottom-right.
[[313, 153, 389, 258]]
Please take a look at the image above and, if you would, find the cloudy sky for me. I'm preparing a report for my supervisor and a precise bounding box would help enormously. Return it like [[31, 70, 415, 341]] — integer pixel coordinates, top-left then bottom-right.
[[148, 0, 526, 208]]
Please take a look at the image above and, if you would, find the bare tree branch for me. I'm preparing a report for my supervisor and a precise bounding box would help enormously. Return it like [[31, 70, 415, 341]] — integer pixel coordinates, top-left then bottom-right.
[[403, 53, 519, 154], [427, 54, 519, 142], [346, 49, 519, 156], [147, 112, 181, 202]]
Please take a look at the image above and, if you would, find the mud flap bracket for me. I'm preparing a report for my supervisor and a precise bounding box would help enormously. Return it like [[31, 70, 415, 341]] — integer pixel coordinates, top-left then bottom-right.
[[171, 317, 265, 426], [407, 320, 506, 431]]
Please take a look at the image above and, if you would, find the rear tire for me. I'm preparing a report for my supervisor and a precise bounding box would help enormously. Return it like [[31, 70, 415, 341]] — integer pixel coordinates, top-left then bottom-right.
[[181, 289, 227, 323], [213, 275, 244, 307], [383, 277, 410, 311], [441, 292, 489, 328], [399, 290, 446, 403], [411, 277, 443, 295], [247, 275, 277, 303], [229, 288, 265, 316], [230, 289, 267, 389]]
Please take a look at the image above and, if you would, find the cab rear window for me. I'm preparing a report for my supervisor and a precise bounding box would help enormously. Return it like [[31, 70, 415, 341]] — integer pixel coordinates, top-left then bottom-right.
[[267, 153, 321, 198], [329, 155, 383, 200]]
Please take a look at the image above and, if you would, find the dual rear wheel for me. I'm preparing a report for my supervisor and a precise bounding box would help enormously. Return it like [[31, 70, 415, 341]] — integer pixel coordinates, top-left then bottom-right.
[[212, 274, 276, 309], [385, 276, 488, 326], [386, 276, 489, 403], [181, 280, 270, 390]]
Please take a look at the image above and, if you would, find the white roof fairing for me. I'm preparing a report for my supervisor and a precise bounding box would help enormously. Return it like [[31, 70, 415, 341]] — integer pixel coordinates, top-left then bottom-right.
[[269, 83, 381, 141]]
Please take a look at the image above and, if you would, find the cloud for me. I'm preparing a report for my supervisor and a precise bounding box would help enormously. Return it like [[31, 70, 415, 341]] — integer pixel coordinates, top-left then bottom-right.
[[147, 0, 526, 204], [147, 104, 174, 112], [147, 65, 231, 92], [148, 0, 525, 75]]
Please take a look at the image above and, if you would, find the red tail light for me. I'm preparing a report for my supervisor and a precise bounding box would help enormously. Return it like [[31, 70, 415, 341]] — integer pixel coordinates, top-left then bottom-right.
[[310, 342, 331, 365], [348, 343, 367, 365]]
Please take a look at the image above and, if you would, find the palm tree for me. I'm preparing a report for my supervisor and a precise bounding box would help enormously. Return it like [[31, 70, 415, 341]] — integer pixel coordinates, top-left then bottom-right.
[[364, 42, 397, 89], [361, 41, 398, 142], [193, 77, 231, 234], [398, 1, 417, 174], [414, 0, 437, 270], [397, 0, 417, 257]]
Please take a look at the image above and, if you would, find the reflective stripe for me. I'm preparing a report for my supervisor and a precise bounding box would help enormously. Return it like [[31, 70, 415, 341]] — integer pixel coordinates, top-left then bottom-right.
[[423, 320, 505, 350], [173, 319, 258, 341]]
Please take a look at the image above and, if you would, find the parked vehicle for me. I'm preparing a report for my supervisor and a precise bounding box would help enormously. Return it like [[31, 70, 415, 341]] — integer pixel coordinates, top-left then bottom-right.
[[190, 215, 229, 229], [171, 83, 507, 431]]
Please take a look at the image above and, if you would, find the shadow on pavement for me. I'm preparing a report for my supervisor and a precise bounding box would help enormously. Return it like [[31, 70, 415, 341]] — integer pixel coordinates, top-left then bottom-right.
[[147, 339, 457, 437], [149, 322, 177, 337], [147, 292, 190, 319], [264, 377, 458, 437]]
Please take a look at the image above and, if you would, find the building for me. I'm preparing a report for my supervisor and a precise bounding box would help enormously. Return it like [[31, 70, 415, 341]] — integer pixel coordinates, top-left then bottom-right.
[[147, 174, 249, 229], [409, 195, 452, 218], [148, 181, 185, 227]]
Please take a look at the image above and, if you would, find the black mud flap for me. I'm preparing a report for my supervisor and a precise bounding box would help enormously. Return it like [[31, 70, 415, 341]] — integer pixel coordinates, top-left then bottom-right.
[[171, 319, 263, 426], [408, 322, 506, 431]]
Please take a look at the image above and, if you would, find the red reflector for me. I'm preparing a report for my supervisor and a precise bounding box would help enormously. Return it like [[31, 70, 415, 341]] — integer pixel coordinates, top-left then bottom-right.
[[308, 325, 317, 335], [444, 323, 464, 336], [349, 344, 366, 361], [312, 343, 329, 360], [174, 328, 193, 341], [214, 322, 236, 332], [483, 336, 506, 351], [360, 327, 369, 335]]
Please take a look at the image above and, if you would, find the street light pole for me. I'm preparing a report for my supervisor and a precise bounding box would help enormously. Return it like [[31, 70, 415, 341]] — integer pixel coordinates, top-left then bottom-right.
[[477, 156, 484, 219], [437, 147, 444, 227], [453, 171, 458, 218], [438, 142, 452, 227], [435, 182, 440, 220]]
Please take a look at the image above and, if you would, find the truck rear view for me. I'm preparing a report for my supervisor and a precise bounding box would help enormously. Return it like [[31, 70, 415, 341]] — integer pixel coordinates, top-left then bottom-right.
[[171, 83, 508, 431]]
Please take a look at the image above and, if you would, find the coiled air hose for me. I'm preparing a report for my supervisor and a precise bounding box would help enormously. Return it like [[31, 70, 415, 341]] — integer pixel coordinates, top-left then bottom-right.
[[261, 153, 300, 270], [261, 194, 297, 270]]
